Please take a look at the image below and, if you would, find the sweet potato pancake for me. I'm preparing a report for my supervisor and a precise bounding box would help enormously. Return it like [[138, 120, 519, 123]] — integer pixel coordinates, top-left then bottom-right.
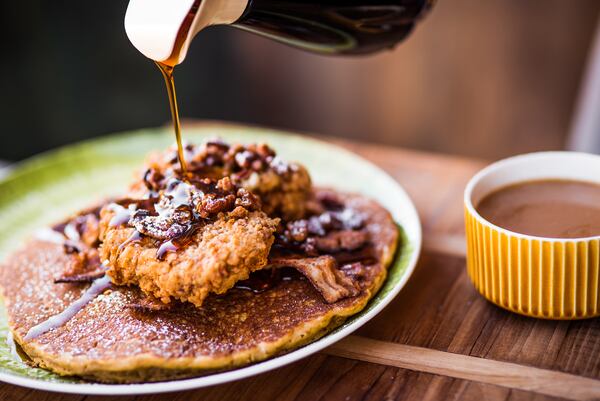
[[0, 140, 399, 383]]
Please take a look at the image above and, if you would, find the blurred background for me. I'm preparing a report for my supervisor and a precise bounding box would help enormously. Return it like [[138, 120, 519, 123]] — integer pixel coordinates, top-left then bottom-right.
[[1, 0, 599, 161]]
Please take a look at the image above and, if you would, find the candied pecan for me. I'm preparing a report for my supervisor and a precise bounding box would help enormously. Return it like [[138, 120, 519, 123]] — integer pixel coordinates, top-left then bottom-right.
[[339, 262, 368, 281], [63, 213, 101, 247], [56, 248, 106, 283], [286, 220, 309, 242], [256, 143, 276, 159], [315, 190, 345, 211], [206, 140, 229, 152], [234, 150, 256, 169], [143, 168, 165, 191], [197, 193, 236, 218], [235, 188, 261, 210], [131, 210, 190, 241], [314, 230, 369, 253], [216, 176, 234, 192], [172, 205, 194, 225]]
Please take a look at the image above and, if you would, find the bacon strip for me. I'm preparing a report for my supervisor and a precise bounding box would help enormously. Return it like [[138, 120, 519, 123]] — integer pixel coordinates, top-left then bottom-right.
[[54, 248, 106, 284], [270, 256, 359, 303], [313, 230, 368, 253]]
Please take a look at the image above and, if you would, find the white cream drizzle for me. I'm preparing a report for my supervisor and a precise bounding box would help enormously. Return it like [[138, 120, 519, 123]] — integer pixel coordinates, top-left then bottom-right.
[[23, 275, 112, 341], [108, 203, 137, 227]]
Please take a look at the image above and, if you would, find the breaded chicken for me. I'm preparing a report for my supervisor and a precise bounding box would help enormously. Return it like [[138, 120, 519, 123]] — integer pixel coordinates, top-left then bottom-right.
[[131, 141, 312, 221], [98, 140, 312, 309], [100, 206, 278, 307], [240, 165, 311, 221]]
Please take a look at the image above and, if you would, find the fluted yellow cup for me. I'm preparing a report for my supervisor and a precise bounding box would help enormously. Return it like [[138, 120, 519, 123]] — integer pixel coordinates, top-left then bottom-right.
[[464, 152, 600, 319]]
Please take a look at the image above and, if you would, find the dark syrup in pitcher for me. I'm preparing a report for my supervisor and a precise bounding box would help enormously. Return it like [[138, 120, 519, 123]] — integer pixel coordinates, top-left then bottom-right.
[[234, 0, 434, 55], [154, 0, 433, 172]]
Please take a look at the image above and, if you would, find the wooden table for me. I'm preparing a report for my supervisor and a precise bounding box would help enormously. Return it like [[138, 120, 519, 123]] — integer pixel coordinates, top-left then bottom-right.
[[2, 134, 599, 401]]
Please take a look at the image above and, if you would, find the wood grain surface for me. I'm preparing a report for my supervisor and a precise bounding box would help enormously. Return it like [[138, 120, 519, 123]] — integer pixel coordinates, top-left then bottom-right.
[[1, 125, 598, 401]]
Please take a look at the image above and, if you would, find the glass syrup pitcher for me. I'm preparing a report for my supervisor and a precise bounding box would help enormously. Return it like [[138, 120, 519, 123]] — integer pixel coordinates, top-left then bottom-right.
[[125, 0, 434, 65]]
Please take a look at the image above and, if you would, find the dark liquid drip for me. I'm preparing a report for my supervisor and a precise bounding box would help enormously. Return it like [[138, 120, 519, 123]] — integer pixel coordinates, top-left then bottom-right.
[[154, 1, 201, 178], [156, 226, 197, 260], [156, 63, 188, 177]]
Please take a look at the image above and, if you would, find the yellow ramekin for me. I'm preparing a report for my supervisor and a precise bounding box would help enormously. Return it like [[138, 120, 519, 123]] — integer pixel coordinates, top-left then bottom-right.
[[464, 152, 600, 319]]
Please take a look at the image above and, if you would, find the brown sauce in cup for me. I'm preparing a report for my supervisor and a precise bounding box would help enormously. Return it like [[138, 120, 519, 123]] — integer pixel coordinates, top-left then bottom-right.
[[476, 179, 600, 238]]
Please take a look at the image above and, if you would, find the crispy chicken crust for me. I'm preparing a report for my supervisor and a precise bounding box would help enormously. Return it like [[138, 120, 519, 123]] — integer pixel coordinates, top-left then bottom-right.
[[100, 207, 279, 307], [131, 143, 312, 221], [239, 165, 311, 221]]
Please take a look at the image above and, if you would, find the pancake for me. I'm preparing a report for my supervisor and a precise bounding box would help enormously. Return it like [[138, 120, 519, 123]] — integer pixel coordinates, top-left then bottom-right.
[[0, 190, 398, 383]]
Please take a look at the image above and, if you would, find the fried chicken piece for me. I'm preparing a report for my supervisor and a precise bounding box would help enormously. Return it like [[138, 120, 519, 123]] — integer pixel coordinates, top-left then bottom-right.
[[100, 206, 279, 308], [130, 141, 312, 221], [240, 165, 311, 221]]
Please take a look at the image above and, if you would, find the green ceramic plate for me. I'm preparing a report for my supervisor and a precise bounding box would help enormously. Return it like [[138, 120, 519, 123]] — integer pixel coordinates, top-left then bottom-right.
[[0, 124, 421, 395]]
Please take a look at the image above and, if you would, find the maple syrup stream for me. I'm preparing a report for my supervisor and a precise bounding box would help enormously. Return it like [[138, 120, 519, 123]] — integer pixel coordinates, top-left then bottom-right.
[[154, 1, 201, 176], [156, 62, 187, 176]]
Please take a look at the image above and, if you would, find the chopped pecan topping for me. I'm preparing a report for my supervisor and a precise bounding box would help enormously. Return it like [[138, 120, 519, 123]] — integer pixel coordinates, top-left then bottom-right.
[[339, 262, 368, 281], [315, 191, 345, 211], [196, 193, 236, 219], [143, 168, 165, 192], [149, 139, 293, 187], [63, 212, 101, 248], [110, 174, 263, 261], [276, 207, 367, 256], [235, 188, 261, 210], [131, 209, 192, 241], [283, 209, 365, 240], [162, 141, 294, 183]]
